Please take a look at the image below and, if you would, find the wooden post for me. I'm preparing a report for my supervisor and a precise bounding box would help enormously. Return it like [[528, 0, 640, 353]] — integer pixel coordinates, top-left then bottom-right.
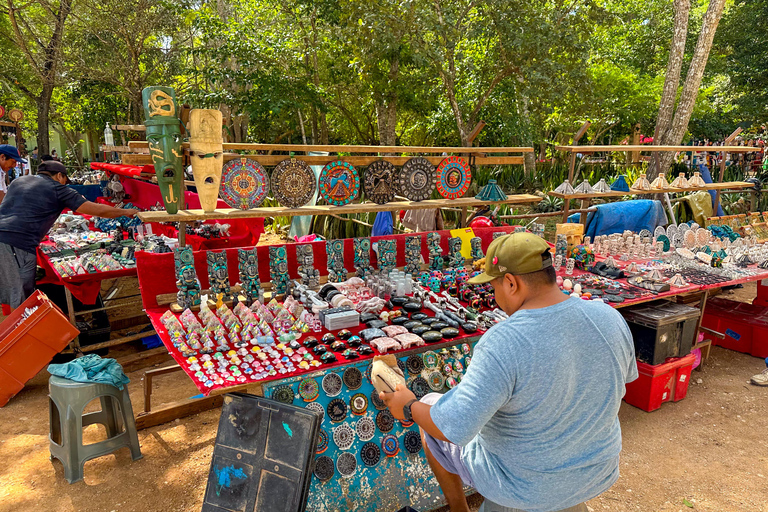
[[715, 128, 744, 215], [459, 206, 468, 228], [64, 288, 80, 353], [178, 222, 186, 246], [630, 123, 641, 164]]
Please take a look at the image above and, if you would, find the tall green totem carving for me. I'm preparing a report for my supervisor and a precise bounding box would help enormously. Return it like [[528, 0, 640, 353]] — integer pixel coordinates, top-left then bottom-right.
[[142, 86, 184, 214]]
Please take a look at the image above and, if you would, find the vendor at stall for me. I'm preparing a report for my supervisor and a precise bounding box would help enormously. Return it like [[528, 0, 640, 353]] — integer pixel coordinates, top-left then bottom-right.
[[0, 144, 24, 205], [0, 160, 139, 309], [381, 233, 638, 512]]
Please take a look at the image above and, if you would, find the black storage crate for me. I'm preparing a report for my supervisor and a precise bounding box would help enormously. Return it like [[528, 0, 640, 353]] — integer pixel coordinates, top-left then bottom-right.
[[620, 301, 701, 365]]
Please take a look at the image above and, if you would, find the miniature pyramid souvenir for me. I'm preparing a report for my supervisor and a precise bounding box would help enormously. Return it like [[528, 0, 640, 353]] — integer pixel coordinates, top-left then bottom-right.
[[758, 259, 768, 269], [667, 273, 689, 287], [603, 256, 618, 268], [593, 178, 612, 193], [688, 172, 706, 187], [645, 269, 664, 281], [475, 179, 506, 201], [189, 109, 223, 213], [625, 262, 640, 273], [554, 180, 575, 195], [670, 173, 689, 188], [650, 174, 670, 190], [736, 253, 754, 267], [610, 175, 630, 192], [574, 180, 594, 194], [631, 173, 652, 191]]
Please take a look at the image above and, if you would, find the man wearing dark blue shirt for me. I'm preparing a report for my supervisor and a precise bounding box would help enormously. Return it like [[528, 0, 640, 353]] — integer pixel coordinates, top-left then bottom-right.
[[0, 160, 138, 309]]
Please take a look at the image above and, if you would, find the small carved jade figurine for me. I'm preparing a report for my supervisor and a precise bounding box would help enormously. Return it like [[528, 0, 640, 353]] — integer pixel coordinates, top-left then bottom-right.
[[174, 246, 201, 309], [237, 248, 261, 303], [207, 250, 232, 301]]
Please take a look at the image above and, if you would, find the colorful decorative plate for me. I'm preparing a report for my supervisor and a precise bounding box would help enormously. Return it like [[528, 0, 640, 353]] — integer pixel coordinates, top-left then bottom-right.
[[398, 157, 436, 201], [364, 160, 398, 204], [436, 156, 471, 199], [350, 393, 368, 415], [322, 372, 343, 397], [381, 434, 400, 457], [316, 429, 329, 454], [219, 157, 270, 209], [319, 160, 360, 206], [376, 409, 395, 433], [336, 452, 357, 477], [272, 158, 316, 208], [299, 377, 320, 402], [306, 401, 325, 420]]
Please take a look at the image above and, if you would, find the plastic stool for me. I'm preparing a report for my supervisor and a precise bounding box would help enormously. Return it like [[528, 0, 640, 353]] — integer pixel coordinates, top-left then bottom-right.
[[48, 375, 142, 483], [479, 500, 588, 512]]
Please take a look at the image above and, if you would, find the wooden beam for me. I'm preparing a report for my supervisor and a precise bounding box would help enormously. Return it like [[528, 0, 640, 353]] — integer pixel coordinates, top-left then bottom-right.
[[467, 121, 486, 145], [128, 141, 534, 154], [113, 124, 146, 131], [117, 347, 172, 374], [555, 145, 758, 153], [135, 394, 224, 430], [573, 121, 591, 145], [137, 193, 541, 223], [725, 127, 743, 144]]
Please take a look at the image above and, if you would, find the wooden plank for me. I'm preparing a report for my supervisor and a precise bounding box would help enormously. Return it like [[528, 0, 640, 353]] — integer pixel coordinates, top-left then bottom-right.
[[114, 124, 146, 131], [122, 153, 153, 166], [555, 145, 759, 153], [135, 394, 225, 430], [548, 182, 756, 200], [128, 141, 534, 153], [137, 194, 542, 223]]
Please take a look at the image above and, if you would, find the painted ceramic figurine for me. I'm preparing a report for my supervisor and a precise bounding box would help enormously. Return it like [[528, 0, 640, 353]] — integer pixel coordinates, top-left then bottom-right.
[[326, 240, 346, 282], [207, 250, 232, 301], [189, 109, 223, 213], [353, 238, 373, 277], [470, 237, 484, 263], [269, 246, 290, 295], [377, 239, 397, 274], [448, 237, 464, 268], [297, 244, 320, 288], [427, 232, 444, 270], [174, 246, 201, 310], [237, 248, 261, 302], [404, 235, 422, 275], [142, 86, 184, 214]]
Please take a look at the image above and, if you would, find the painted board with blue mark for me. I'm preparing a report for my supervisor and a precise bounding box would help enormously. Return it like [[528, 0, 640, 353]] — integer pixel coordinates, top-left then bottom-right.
[[202, 392, 322, 512], [262, 338, 477, 512]]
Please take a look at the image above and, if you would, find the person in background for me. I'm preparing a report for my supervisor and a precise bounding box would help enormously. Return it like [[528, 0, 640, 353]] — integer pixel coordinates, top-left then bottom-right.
[[752, 359, 768, 386], [51, 148, 59, 161], [0, 160, 139, 309], [0, 144, 23, 205]]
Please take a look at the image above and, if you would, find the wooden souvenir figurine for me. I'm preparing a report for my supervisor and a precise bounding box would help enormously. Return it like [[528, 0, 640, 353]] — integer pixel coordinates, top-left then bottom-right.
[[237, 248, 261, 303], [189, 109, 223, 213], [207, 250, 232, 301], [142, 86, 184, 214], [173, 246, 201, 311]]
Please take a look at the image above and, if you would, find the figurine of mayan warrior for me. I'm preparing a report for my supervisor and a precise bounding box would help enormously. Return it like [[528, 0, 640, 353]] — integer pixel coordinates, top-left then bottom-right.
[[326, 240, 347, 283], [427, 232, 444, 270], [297, 244, 320, 288], [378, 239, 397, 274], [353, 238, 373, 278], [142, 86, 184, 214], [207, 250, 232, 301], [448, 237, 464, 268], [470, 237, 484, 263], [269, 246, 290, 295], [404, 236, 422, 275], [189, 109, 223, 213], [237, 248, 260, 302], [174, 246, 201, 310]]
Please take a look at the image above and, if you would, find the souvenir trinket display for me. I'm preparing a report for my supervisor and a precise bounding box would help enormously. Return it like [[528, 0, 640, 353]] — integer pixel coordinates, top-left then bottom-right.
[[219, 157, 270, 210], [427, 232, 443, 270], [207, 250, 232, 301], [574, 180, 594, 194], [188, 109, 224, 213], [670, 173, 689, 188], [404, 236, 422, 274], [354, 238, 373, 277], [470, 237, 484, 263], [237, 248, 261, 303], [448, 237, 464, 268], [319, 160, 360, 206], [553, 180, 575, 195], [688, 172, 706, 187], [475, 179, 506, 201], [326, 240, 347, 282], [364, 160, 397, 204], [297, 244, 320, 287], [555, 234, 568, 260], [611, 175, 630, 192], [631, 173, 652, 191], [269, 245, 290, 295], [173, 246, 201, 310], [593, 178, 611, 193], [272, 158, 316, 208], [398, 157, 436, 201], [142, 86, 185, 214], [435, 156, 472, 199], [377, 239, 397, 274], [650, 174, 670, 190]]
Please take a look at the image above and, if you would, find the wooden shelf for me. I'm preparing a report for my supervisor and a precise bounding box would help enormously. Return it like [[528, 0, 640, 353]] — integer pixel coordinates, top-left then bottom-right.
[[127, 141, 533, 154], [548, 181, 756, 200], [554, 145, 759, 153], [137, 193, 542, 223]]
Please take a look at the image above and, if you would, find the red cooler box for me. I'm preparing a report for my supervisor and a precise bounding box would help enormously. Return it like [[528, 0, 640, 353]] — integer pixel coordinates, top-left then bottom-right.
[[0, 291, 80, 407], [623, 353, 696, 412]]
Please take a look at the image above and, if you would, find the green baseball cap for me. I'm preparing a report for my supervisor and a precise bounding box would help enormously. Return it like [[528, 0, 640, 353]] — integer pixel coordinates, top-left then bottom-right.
[[467, 232, 552, 284]]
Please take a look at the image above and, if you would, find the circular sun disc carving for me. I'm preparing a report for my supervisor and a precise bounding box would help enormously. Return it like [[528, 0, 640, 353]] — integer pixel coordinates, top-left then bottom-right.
[[272, 159, 316, 208], [398, 157, 436, 201], [436, 156, 471, 199], [220, 158, 270, 209], [364, 160, 398, 204], [319, 160, 360, 206]]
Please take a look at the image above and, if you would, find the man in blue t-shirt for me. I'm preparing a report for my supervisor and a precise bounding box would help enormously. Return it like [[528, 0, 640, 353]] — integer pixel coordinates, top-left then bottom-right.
[[382, 233, 637, 512], [0, 159, 138, 309]]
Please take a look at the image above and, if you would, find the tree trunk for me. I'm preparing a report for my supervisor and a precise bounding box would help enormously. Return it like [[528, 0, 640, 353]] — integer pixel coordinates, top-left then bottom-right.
[[519, 93, 535, 176], [650, 0, 727, 179], [37, 84, 53, 156]]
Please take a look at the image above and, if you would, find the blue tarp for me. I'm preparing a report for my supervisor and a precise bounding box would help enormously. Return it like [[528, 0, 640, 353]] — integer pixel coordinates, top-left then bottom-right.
[[48, 354, 130, 390], [372, 211, 394, 236], [68, 183, 105, 202], [568, 199, 667, 238], [698, 164, 725, 217]]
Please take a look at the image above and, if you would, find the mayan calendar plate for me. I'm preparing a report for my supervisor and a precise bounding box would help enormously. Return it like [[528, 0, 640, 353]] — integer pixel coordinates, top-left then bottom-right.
[[398, 157, 436, 201], [436, 156, 471, 199], [364, 160, 397, 204], [319, 160, 360, 206], [219, 158, 270, 209], [272, 158, 316, 208]]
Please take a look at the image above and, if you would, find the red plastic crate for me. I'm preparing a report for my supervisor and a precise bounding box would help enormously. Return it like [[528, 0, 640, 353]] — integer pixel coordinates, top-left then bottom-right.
[[748, 316, 768, 359], [0, 291, 80, 407], [623, 353, 696, 412]]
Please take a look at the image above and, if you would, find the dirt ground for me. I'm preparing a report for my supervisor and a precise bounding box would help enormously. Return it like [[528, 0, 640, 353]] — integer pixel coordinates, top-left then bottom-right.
[[1, 283, 766, 512]]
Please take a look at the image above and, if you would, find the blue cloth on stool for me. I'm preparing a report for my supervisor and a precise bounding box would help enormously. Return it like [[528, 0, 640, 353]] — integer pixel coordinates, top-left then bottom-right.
[[568, 199, 667, 238], [48, 354, 130, 390]]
